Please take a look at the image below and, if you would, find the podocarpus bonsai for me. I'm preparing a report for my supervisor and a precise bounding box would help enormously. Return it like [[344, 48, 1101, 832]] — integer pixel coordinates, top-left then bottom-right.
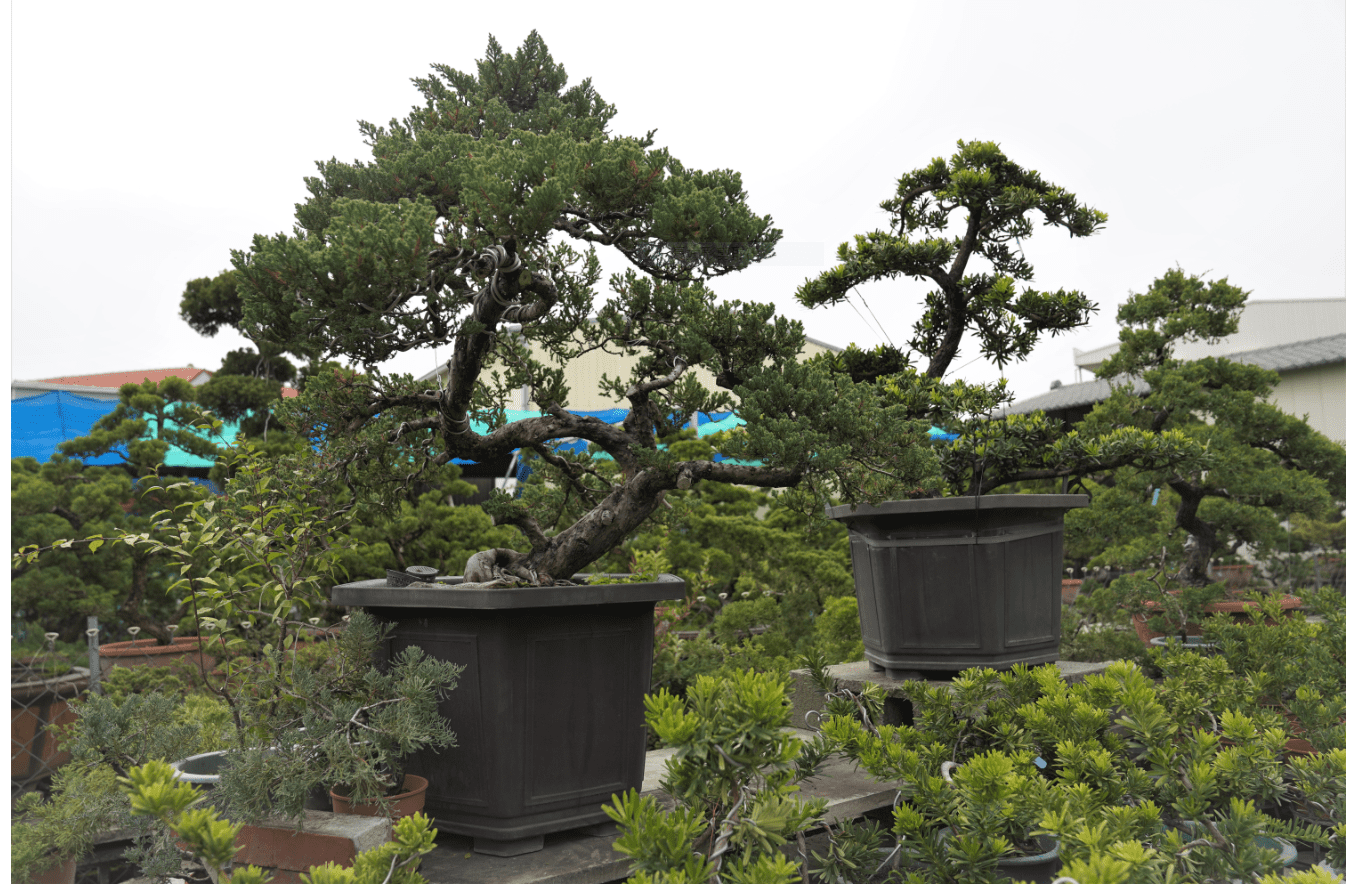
[[229, 32, 960, 587], [1068, 269, 1346, 586]]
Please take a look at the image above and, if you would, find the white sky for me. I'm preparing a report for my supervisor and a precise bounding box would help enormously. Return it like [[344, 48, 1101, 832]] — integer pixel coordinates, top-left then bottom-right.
[[9, 1, 1347, 406]]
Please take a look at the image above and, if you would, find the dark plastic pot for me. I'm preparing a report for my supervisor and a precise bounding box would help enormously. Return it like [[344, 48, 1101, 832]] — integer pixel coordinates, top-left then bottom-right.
[[331, 573, 684, 856], [827, 495, 1088, 675]]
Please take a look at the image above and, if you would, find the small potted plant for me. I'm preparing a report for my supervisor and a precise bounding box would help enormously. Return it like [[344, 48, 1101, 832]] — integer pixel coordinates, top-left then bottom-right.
[[889, 750, 1061, 882]]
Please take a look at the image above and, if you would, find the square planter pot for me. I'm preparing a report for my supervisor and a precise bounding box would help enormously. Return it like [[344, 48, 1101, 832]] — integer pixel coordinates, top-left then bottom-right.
[[827, 495, 1088, 676], [330, 574, 684, 856]]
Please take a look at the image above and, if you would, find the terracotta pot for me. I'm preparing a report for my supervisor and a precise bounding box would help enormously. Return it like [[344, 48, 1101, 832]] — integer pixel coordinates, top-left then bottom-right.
[[1061, 579, 1083, 604], [1133, 592, 1301, 645], [11, 666, 88, 782], [1209, 564, 1254, 590], [98, 636, 218, 673], [27, 853, 77, 884], [330, 774, 428, 820]]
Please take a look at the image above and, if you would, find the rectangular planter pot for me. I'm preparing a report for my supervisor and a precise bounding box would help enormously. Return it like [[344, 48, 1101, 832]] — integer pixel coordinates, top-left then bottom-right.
[[330, 574, 684, 856], [827, 495, 1088, 676]]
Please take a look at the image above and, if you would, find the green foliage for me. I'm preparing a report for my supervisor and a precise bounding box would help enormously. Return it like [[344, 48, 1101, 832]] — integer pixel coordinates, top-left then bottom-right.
[[11, 377, 238, 643], [213, 610, 462, 823], [606, 671, 826, 882], [335, 462, 523, 578], [797, 139, 1104, 377], [1073, 269, 1345, 584], [11, 764, 126, 882], [217, 33, 1007, 584]]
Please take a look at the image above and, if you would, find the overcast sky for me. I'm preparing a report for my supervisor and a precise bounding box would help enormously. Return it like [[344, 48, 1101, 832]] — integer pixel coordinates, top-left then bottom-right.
[[10, 1, 1346, 406]]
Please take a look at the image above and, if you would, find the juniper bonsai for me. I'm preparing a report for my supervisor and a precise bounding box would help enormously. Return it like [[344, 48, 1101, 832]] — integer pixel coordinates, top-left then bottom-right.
[[231, 32, 946, 584]]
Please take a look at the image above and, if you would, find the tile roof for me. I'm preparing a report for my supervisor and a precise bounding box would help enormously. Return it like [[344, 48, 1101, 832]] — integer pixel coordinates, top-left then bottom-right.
[[1004, 333, 1345, 416], [1000, 377, 1149, 416], [38, 366, 213, 387], [1225, 333, 1345, 372]]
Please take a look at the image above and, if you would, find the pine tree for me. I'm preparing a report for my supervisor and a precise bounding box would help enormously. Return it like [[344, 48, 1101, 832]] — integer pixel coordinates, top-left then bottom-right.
[[232, 32, 946, 583], [1076, 269, 1346, 584]]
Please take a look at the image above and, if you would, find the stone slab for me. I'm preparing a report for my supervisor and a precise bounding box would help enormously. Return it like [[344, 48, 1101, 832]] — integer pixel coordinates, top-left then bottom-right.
[[789, 658, 1119, 729]]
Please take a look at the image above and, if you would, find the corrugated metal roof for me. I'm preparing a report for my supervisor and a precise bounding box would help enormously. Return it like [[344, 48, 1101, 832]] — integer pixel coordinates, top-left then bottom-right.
[[1075, 299, 1346, 370]]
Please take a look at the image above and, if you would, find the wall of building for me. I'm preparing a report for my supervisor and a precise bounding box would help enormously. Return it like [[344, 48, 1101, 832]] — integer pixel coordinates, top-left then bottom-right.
[[1271, 363, 1346, 443]]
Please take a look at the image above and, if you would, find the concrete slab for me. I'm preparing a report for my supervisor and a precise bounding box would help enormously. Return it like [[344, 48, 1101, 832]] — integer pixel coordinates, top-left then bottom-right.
[[789, 659, 1119, 729]]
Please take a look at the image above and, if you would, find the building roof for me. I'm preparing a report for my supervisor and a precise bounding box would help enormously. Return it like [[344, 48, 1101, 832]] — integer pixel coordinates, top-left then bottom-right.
[[1000, 376, 1150, 416], [1074, 298, 1346, 371], [1225, 333, 1346, 372], [1004, 332, 1346, 417], [37, 366, 213, 387]]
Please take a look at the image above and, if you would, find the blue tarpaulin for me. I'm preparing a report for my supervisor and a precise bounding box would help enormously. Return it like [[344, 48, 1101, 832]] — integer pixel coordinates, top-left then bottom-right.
[[11, 390, 241, 468]]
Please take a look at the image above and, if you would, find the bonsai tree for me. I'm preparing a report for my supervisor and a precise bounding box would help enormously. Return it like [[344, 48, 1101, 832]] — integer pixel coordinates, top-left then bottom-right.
[[793, 140, 1204, 499], [182, 268, 318, 452], [230, 32, 946, 584], [1074, 269, 1346, 585], [795, 138, 1106, 380]]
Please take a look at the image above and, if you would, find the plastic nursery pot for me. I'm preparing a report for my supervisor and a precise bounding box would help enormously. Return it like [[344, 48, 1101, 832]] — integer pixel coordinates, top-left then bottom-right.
[[1169, 822, 1297, 868], [98, 635, 217, 672], [827, 494, 1088, 675], [330, 774, 429, 820], [936, 828, 1061, 883], [1148, 635, 1216, 651]]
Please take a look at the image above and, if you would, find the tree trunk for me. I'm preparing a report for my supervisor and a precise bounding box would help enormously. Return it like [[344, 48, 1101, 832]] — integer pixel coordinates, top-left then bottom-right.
[[1170, 483, 1217, 587]]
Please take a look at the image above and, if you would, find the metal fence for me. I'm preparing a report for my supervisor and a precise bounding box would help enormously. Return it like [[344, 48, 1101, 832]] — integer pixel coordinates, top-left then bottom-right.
[[11, 616, 225, 795]]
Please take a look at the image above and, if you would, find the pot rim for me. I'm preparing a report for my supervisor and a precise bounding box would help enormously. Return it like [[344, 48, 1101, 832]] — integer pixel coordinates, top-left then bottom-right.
[[332, 573, 685, 610], [827, 493, 1089, 521]]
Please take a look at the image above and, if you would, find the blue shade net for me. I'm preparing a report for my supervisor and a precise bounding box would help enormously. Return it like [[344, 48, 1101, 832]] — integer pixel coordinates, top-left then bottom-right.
[[15, 393, 957, 496]]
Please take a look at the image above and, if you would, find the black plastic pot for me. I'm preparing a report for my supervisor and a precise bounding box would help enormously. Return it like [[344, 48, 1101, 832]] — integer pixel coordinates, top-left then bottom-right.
[[330, 574, 684, 856], [827, 495, 1088, 676]]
